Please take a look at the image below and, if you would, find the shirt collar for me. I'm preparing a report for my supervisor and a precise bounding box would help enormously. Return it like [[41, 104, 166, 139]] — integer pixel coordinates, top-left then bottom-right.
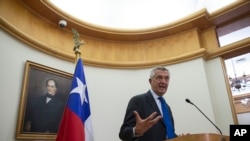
[[150, 89, 161, 99]]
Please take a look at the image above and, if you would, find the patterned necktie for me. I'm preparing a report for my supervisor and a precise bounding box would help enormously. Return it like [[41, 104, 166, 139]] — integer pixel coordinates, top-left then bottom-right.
[[158, 97, 175, 139]]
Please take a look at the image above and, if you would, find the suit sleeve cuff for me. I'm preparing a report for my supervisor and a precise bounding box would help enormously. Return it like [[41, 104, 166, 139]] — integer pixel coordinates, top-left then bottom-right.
[[133, 127, 143, 137]]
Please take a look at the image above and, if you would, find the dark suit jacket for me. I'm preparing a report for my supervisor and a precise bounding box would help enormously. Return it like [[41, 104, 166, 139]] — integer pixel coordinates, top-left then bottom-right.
[[119, 90, 177, 141], [28, 94, 65, 133]]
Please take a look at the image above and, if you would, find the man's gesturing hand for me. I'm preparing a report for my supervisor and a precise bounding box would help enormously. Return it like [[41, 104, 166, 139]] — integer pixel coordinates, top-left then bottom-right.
[[133, 111, 162, 136]]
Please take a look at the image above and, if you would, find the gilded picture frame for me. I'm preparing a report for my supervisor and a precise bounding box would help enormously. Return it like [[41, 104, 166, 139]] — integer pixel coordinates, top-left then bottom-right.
[[16, 60, 72, 140]]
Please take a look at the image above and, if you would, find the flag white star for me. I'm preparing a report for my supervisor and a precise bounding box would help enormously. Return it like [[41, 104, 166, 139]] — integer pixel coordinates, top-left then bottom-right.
[[70, 77, 87, 105]]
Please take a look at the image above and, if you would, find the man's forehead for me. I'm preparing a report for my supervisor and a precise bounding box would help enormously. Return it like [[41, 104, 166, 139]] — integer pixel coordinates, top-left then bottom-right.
[[48, 81, 56, 85], [155, 70, 169, 76]]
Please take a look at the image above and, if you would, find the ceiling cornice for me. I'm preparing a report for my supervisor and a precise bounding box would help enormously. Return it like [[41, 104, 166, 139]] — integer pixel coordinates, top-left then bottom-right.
[[21, 0, 249, 41]]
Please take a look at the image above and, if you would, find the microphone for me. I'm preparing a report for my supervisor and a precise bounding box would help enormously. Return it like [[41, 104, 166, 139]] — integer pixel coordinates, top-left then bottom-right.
[[185, 98, 222, 135]]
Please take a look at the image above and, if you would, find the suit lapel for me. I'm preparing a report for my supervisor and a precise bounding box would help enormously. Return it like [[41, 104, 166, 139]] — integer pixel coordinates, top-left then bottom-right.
[[145, 91, 165, 126]]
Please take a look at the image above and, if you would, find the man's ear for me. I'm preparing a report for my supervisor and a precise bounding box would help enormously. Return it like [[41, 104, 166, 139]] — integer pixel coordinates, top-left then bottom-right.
[[149, 78, 152, 83]]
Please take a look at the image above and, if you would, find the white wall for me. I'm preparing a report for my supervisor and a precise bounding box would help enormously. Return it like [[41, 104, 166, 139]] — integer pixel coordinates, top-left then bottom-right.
[[0, 30, 75, 141], [0, 29, 233, 141], [206, 58, 235, 133]]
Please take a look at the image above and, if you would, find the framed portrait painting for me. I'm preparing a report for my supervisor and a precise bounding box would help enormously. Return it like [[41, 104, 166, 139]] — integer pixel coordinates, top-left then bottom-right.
[[16, 60, 72, 140]]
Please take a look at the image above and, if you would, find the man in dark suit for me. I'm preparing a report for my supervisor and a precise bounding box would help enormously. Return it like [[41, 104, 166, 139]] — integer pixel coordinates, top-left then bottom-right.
[[119, 66, 178, 141], [24, 79, 64, 133]]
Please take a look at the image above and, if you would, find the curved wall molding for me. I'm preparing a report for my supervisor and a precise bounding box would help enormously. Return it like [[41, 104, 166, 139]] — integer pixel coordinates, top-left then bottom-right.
[[0, 0, 249, 68]]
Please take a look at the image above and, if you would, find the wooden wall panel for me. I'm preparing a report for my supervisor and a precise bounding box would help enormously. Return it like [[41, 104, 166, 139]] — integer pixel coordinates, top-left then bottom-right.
[[1, 0, 249, 68]]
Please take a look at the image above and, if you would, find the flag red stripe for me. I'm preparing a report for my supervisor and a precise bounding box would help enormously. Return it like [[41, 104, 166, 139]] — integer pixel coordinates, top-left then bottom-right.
[[56, 107, 85, 141]]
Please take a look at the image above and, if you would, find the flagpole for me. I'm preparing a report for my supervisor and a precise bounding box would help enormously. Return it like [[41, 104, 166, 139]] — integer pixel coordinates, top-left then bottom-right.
[[72, 28, 85, 63], [57, 28, 94, 141]]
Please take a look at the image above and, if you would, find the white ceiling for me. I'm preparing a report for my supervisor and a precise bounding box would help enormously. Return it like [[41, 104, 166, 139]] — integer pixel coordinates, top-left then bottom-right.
[[49, 0, 236, 30]]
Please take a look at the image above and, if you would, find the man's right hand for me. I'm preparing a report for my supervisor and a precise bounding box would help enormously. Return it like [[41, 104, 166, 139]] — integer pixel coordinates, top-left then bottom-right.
[[25, 121, 31, 131], [133, 111, 162, 136]]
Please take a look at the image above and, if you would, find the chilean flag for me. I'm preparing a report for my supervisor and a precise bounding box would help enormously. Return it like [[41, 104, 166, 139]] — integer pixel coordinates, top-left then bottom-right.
[[56, 58, 94, 141]]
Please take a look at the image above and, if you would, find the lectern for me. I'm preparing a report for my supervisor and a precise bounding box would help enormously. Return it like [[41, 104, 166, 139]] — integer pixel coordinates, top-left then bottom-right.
[[167, 133, 229, 141]]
